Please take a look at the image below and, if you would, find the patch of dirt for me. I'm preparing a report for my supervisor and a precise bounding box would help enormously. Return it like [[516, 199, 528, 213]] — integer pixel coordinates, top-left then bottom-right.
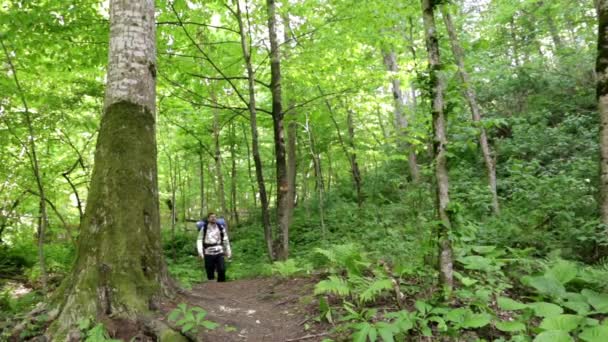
[[160, 277, 331, 342]]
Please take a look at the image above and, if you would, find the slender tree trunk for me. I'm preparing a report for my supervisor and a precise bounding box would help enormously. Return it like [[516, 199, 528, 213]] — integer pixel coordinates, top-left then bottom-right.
[[199, 147, 205, 218], [283, 14, 298, 230], [306, 114, 326, 242], [51, 0, 175, 337], [382, 50, 420, 182], [1, 35, 48, 292], [346, 109, 363, 207], [241, 122, 257, 208], [441, 5, 500, 215], [375, 105, 389, 143], [422, 0, 454, 294], [212, 90, 228, 220], [236, 1, 274, 260], [287, 120, 297, 223], [168, 153, 177, 260], [597, 0, 608, 229], [324, 96, 363, 206], [267, 0, 289, 260], [229, 123, 239, 226]]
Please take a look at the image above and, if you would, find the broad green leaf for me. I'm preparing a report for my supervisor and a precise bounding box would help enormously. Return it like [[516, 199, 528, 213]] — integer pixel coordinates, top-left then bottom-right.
[[539, 314, 583, 332], [533, 330, 573, 342], [528, 302, 564, 318], [495, 320, 526, 332], [547, 260, 578, 285], [524, 276, 566, 297], [458, 255, 494, 272], [462, 312, 491, 328], [472, 245, 496, 254], [181, 323, 194, 333], [497, 296, 528, 311], [579, 326, 608, 342], [581, 289, 608, 313], [201, 320, 219, 330], [375, 322, 397, 342], [168, 309, 181, 322], [414, 300, 432, 315], [562, 300, 590, 315]]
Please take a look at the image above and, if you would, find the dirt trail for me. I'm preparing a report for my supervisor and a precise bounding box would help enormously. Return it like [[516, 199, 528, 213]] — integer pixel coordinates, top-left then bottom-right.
[[164, 277, 329, 342]]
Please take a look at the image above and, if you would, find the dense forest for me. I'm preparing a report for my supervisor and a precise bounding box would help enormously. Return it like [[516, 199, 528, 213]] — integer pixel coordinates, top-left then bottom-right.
[[1, 0, 607, 341]]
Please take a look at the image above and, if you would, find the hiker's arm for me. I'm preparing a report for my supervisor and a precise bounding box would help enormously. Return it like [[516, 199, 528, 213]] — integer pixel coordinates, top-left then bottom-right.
[[223, 231, 232, 258], [196, 229, 204, 257]]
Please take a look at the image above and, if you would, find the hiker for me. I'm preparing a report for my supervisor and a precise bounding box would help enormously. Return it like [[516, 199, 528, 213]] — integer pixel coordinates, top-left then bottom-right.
[[196, 212, 232, 282]]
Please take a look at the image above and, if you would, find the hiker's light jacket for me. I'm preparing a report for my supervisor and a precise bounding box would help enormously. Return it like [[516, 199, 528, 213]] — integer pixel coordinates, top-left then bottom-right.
[[197, 222, 232, 257]]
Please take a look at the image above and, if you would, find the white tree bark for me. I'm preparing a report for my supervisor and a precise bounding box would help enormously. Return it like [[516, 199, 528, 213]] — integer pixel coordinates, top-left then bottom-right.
[[105, 0, 156, 113]]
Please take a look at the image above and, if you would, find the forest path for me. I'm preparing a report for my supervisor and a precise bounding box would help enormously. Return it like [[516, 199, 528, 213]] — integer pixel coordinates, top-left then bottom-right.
[[165, 277, 328, 342]]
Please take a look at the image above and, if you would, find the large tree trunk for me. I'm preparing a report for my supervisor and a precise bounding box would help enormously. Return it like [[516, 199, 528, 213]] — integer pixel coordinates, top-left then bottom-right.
[[422, 0, 454, 294], [236, 1, 274, 260], [382, 50, 420, 182], [52, 0, 172, 336], [440, 5, 500, 215], [597, 0, 608, 229], [267, 0, 289, 261]]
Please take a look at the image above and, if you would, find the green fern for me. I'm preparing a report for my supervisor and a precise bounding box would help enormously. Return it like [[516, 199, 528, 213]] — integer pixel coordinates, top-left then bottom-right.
[[314, 275, 351, 297], [358, 278, 394, 303]]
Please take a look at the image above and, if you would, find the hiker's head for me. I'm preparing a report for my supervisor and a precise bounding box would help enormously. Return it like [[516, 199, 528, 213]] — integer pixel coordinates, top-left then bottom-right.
[[207, 212, 217, 223]]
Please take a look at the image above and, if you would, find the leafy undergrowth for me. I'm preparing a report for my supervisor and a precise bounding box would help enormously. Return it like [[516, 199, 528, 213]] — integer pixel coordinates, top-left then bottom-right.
[[266, 243, 608, 342]]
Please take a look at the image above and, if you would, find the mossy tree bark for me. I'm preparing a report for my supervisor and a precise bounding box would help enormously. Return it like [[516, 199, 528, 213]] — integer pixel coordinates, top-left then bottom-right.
[[421, 0, 454, 294], [597, 0, 608, 230], [52, 0, 173, 337]]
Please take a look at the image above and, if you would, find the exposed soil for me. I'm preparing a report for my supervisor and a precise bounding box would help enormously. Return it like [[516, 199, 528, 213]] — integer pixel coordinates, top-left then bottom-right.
[[159, 277, 331, 342]]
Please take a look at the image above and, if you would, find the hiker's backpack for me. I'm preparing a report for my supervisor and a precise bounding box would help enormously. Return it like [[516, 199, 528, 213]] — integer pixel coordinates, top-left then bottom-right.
[[196, 219, 226, 247]]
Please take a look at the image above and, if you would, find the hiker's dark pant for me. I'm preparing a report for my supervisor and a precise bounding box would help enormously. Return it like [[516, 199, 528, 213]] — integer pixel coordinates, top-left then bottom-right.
[[204, 253, 226, 282]]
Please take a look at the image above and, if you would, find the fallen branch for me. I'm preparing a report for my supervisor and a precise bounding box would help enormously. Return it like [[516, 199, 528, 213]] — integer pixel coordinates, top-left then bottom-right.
[[285, 332, 330, 342]]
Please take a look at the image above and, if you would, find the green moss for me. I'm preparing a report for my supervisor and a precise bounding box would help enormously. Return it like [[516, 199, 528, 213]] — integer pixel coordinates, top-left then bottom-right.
[[50, 101, 167, 337], [159, 329, 189, 342]]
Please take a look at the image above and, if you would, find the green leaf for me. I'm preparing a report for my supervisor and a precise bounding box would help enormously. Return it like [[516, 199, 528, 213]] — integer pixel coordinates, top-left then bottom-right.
[[524, 276, 566, 297], [168, 309, 181, 322], [471, 245, 496, 254], [547, 260, 578, 285], [579, 326, 608, 342], [528, 302, 564, 318], [462, 312, 491, 329], [352, 322, 372, 342], [533, 330, 573, 342], [181, 323, 194, 333], [458, 255, 494, 272], [414, 300, 432, 315], [562, 300, 590, 315], [495, 320, 526, 332], [314, 276, 351, 297], [497, 296, 528, 311], [375, 322, 397, 342], [539, 314, 583, 332], [202, 320, 219, 330], [581, 289, 608, 313]]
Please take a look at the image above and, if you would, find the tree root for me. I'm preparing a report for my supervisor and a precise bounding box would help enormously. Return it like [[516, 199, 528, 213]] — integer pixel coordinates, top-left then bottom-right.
[[140, 317, 195, 342]]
